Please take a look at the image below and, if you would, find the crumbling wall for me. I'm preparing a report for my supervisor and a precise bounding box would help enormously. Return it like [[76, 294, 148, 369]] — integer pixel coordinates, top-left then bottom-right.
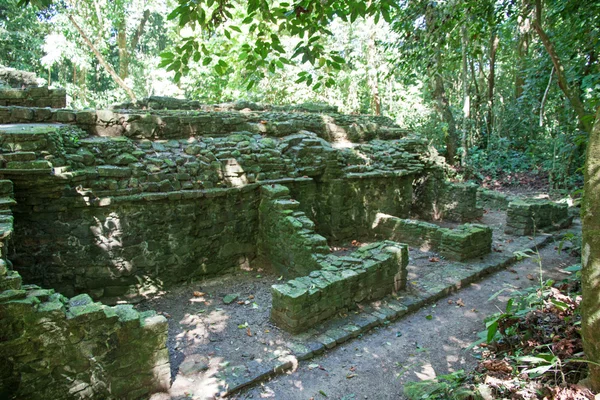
[[373, 213, 492, 261], [412, 175, 483, 222], [0, 282, 170, 399], [270, 241, 408, 333], [258, 184, 329, 278], [0, 178, 169, 400], [505, 199, 572, 235], [0, 104, 483, 304], [0, 87, 66, 108]]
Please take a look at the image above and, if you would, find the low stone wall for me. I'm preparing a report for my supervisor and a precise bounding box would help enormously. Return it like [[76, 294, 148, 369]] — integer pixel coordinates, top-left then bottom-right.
[[0, 274, 169, 399], [0, 105, 408, 142], [0, 66, 39, 88], [505, 199, 572, 235], [413, 177, 483, 223], [111, 97, 340, 114], [477, 188, 514, 210], [373, 213, 492, 261], [0, 87, 66, 108], [271, 241, 407, 333], [258, 184, 329, 278]]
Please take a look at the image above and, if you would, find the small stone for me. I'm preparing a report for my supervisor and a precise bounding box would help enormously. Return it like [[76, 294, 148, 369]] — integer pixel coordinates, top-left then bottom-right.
[[223, 294, 239, 304]]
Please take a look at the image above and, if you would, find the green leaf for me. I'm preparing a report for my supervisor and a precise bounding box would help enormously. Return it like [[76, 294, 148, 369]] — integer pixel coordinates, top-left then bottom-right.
[[486, 321, 498, 343]]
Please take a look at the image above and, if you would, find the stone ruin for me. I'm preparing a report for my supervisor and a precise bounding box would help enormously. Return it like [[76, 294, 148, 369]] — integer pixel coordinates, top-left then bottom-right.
[[0, 83, 574, 398]]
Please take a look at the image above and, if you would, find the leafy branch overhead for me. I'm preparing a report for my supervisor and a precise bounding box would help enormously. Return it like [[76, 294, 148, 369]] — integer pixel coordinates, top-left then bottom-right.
[[162, 0, 398, 87]]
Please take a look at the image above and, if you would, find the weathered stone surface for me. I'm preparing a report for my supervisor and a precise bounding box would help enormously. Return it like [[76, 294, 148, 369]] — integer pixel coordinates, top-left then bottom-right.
[[505, 199, 572, 235], [270, 241, 408, 333], [373, 214, 492, 261]]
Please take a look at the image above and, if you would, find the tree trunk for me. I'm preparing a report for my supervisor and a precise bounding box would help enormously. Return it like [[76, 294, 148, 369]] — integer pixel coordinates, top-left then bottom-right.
[[425, 2, 457, 165], [367, 22, 381, 116], [68, 14, 137, 102], [532, 18, 591, 132], [433, 70, 458, 165], [117, 18, 128, 79], [486, 29, 498, 142], [581, 107, 600, 392], [515, 4, 532, 99], [119, 9, 150, 80], [461, 24, 470, 166]]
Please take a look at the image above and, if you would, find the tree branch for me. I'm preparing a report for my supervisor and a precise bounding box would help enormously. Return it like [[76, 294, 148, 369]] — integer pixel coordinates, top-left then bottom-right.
[[68, 14, 137, 102], [531, 17, 591, 132]]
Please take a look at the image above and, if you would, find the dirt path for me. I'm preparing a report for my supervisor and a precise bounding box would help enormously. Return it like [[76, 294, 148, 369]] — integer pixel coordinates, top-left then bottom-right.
[[231, 245, 579, 400]]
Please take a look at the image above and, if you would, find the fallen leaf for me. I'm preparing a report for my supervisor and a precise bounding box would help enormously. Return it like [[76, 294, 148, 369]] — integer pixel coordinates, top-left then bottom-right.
[[527, 274, 534, 280], [346, 373, 356, 379], [456, 298, 465, 307], [308, 363, 319, 370], [248, 295, 255, 299], [193, 291, 205, 297], [246, 327, 252, 337], [471, 308, 477, 312], [349, 366, 356, 372], [238, 322, 248, 329], [508, 268, 517, 273], [448, 299, 454, 304], [319, 390, 328, 397], [237, 301, 245, 305], [425, 314, 433, 320], [429, 257, 440, 263]]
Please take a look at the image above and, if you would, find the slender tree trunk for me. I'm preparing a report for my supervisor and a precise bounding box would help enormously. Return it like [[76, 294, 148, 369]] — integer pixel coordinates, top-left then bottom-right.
[[581, 107, 600, 392], [367, 22, 381, 116], [433, 70, 458, 165], [426, 2, 458, 165], [539, 66, 554, 127], [515, 3, 532, 99], [487, 29, 498, 141], [119, 9, 150, 79], [117, 18, 128, 79], [68, 14, 137, 102], [461, 24, 470, 166], [532, 19, 591, 132]]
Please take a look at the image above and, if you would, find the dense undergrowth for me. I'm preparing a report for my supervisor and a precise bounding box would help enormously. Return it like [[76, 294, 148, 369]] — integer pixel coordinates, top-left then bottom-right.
[[403, 258, 597, 400]]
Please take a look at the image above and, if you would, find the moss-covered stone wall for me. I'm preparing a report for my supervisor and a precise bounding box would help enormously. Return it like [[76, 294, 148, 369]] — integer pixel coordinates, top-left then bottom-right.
[[0, 87, 66, 108], [505, 199, 572, 235], [258, 184, 329, 278], [373, 213, 492, 261], [270, 241, 408, 333], [0, 177, 169, 400], [0, 277, 170, 399], [412, 176, 483, 223], [0, 103, 483, 304], [0, 105, 408, 142]]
